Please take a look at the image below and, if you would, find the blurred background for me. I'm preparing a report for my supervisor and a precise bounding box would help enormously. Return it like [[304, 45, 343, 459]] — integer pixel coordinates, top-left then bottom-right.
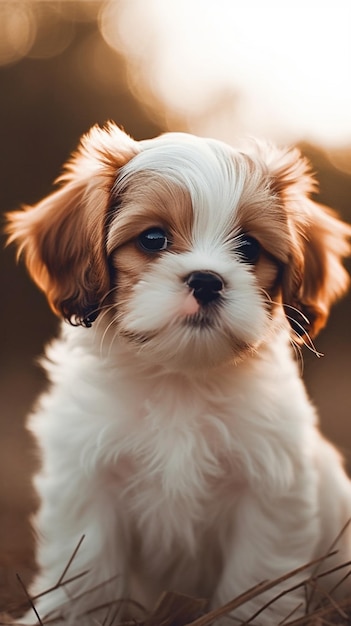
[[0, 0, 350, 614]]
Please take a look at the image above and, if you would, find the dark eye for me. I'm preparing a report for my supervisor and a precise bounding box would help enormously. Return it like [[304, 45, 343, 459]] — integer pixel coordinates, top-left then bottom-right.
[[236, 235, 261, 264], [137, 227, 169, 253]]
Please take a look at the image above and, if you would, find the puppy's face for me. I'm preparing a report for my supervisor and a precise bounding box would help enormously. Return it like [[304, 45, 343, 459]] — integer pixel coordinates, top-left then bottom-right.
[[6, 125, 351, 370], [106, 137, 287, 368]]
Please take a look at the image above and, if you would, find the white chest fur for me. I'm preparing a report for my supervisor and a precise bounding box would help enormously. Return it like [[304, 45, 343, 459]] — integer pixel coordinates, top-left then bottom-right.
[[34, 327, 315, 550]]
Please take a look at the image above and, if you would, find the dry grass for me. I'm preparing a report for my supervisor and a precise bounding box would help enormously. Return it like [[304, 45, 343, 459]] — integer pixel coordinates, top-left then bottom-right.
[[2, 544, 351, 626]]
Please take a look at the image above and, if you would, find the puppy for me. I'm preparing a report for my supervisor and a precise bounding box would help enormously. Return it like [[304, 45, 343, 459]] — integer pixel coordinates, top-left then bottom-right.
[[7, 124, 351, 625]]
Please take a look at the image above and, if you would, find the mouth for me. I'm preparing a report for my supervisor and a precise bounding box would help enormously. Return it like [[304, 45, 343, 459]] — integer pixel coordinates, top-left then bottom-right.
[[118, 300, 252, 369], [120, 310, 218, 344], [119, 300, 222, 347], [182, 302, 221, 329], [119, 328, 156, 345]]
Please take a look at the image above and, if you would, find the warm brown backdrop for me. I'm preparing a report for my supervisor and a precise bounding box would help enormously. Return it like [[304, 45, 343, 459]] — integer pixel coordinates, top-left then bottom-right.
[[0, 3, 350, 616]]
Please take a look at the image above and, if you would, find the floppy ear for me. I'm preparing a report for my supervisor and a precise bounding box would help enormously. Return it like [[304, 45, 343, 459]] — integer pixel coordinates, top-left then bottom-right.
[[264, 145, 351, 340], [6, 123, 139, 326]]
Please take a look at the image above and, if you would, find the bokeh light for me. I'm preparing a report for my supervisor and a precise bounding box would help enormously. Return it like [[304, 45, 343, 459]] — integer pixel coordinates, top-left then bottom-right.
[[1, 1, 350, 147], [0, 0, 100, 67], [99, 0, 351, 147], [27, 3, 74, 59], [0, 2, 36, 66]]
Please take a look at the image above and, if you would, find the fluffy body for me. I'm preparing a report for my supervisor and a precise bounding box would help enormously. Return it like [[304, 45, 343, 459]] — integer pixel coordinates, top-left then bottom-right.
[[6, 126, 351, 625]]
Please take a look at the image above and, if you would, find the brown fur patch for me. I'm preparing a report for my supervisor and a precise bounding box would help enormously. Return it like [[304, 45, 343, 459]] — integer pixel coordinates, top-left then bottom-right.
[[235, 189, 292, 267], [255, 252, 281, 296], [6, 125, 139, 324], [107, 172, 194, 255]]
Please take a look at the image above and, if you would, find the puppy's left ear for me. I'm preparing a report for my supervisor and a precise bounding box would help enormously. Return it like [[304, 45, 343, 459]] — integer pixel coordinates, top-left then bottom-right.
[[6, 123, 139, 326], [265, 145, 351, 339]]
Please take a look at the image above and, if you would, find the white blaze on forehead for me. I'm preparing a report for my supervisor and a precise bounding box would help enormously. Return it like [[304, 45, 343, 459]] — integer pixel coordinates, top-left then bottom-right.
[[118, 133, 251, 249]]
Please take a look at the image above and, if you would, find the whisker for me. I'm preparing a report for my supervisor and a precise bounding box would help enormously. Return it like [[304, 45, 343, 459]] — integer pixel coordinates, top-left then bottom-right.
[[260, 289, 275, 308], [107, 327, 121, 359], [93, 309, 117, 355], [282, 303, 310, 327], [91, 286, 121, 356], [260, 290, 310, 325], [285, 316, 323, 358], [259, 290, 322, 359], [92, 304, 115, 332], [100, 315, 118, 357], [99, 285, 119, 305], [290, 338, 304, 374], [84, 285, 120, 331]]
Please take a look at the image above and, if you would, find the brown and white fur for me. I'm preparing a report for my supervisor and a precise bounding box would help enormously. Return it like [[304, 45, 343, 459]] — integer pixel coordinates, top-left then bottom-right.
[[7, 124, 351, 624]]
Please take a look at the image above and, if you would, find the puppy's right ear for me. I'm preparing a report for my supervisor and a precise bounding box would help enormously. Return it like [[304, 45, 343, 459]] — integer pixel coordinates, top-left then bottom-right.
[[264, 145, 351, 339], [6, 124, 139, 326]]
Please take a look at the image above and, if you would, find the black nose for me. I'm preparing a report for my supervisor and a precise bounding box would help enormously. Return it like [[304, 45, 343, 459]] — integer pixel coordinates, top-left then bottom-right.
[[186, 271, 224, 305]]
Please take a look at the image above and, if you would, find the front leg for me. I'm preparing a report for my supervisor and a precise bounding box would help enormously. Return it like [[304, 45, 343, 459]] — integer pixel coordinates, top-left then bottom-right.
[[214, 485, 320, 625], [19, 467, 128, 625]]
